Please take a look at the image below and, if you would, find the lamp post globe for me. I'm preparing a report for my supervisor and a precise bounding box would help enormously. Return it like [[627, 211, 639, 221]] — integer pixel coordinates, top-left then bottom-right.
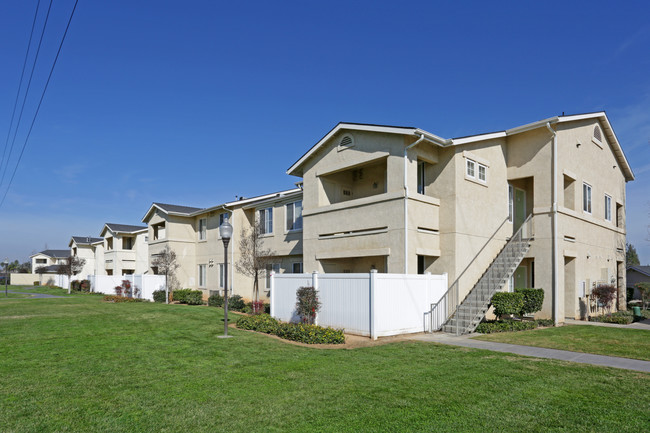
[[218, 217, 233, 338]]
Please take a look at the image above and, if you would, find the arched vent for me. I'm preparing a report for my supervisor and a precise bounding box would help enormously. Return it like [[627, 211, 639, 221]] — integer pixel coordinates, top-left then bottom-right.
[[593, 125, 602, 142], [339, 134, 354, 148]]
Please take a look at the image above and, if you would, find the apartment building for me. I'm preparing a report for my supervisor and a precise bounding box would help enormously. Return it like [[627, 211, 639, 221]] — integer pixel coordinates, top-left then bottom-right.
[[30, 249, 69, 273], [142, 189, 303, 300], [69, 236, 104, 278], [287, 112, 633, 322], [99, 223, 148, 275]]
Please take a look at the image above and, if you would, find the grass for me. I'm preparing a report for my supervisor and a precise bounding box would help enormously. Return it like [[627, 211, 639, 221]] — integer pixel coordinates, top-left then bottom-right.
[[1, 296, 648, 432], [474, 325, 650, 361]]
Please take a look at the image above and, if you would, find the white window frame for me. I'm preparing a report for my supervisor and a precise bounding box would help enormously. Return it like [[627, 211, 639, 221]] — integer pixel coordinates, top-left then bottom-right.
[[604, 194, 612, 222], [583, 182, 592, 214], [258, 207, 273, 235], [198, 264, 207, 288], [285, 201, 303, 232], [466, 159, 475, 178], [198, 217, 207, 241], [478, 164, 487, 182]]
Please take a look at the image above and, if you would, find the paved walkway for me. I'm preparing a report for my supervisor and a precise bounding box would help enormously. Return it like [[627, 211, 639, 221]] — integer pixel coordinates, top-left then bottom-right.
[[407, 332, 650, 373], [565, 318, 650, 330]]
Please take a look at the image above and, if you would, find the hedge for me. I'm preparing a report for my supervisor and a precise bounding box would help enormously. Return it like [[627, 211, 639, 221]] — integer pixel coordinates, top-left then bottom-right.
[[514, 288, 544, 316], [208, 293, 224, 307], [186, 291, 204, 305], [153, 290, 167, 303], [476, 319, 554, 334], [228, 295, 246, 311], [236, 314, 345, 344], [491, 292, 524, 318], [589, 311, 634, 325], [103, 295, 146, 303]]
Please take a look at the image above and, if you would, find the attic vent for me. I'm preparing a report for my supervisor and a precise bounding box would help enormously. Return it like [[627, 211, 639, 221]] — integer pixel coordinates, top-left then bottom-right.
[[593, 125, 602, 142], [338, 134, 354, 150]]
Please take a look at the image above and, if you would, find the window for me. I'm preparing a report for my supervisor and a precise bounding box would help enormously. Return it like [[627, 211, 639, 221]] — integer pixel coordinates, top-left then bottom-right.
[[604, 195, 612, 222], [417, 255, 425, 274], [478, 164, 486, 182], [258, 207, 273, 234], [198, 217, 207, 240], [153, 222, 165, 240], [417, 161, 426, 194], [219, 212, 230, 226], [466, 158, 486, 183], [198, 264, 207, 287], [285, 201, 302, 231], [122, 237, 133, 250], [583, 183, 592, 213], [292, 262, 303, 273], [36, 258, 46, 264], [466, 159, 475, 178], [218, 263, 224, 288], [106, 237, 113, 250], [265, 263, 280, 289], [72, 247, 77, 256], [508, 185, 514, 222]]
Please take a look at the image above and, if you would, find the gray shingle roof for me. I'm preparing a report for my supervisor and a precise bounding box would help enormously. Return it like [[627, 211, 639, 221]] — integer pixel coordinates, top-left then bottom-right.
[[38, 249, 69, 258], [71, 236, 103, 245], [105, 223, 147, 233], [628, 265, 650, 277], [153, 202, 204, 215]]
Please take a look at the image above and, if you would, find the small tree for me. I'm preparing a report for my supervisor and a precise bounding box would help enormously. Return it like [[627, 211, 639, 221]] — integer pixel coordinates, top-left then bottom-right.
[[514, 288, 544, 318], [636, 282, 650, 310], [236, 220, 275, 305], [591, 284, 617, 313], [295, 286, 321, 324], [56, 255, 86, 294], [626, 243, 640, 266], [151, 245, 179, 304]]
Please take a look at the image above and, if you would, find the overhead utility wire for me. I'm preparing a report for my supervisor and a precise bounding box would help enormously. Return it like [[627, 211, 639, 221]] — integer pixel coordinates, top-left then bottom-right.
[[0, 0, 42, 173], [0, 0, 80, 210], [0, 0, 54, 189]]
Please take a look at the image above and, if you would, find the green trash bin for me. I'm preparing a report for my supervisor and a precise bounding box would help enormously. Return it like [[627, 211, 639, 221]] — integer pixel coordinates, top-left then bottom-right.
[[632, 306, 641, 316]]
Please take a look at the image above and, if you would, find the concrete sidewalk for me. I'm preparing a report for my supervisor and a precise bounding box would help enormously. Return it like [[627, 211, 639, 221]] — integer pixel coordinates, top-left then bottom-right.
[[565, 318, 650, 330], [5, 290, 65, 299], [407, 332, 650, 373]]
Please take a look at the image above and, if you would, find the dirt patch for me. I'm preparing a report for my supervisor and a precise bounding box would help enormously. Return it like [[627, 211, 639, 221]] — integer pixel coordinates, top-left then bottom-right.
[[232, 324, 416, 349]]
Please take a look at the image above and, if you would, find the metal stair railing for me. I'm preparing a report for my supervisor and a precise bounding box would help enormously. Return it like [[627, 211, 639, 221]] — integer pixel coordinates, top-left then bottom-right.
[[430, 214, 534, 335]]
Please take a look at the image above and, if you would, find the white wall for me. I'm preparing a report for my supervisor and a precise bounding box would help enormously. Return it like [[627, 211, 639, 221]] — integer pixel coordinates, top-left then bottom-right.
[[271, 271, 448, 339], [88, 274, 166, 301]]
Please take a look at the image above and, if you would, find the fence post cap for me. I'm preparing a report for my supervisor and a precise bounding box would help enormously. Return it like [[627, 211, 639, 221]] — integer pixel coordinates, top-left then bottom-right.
[[370, 269, 378, 274]]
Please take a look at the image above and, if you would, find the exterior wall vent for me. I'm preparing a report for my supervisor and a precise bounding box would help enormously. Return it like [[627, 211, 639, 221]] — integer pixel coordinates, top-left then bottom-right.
[[338, 134, 354, 150], [593, 125, 602, 142]]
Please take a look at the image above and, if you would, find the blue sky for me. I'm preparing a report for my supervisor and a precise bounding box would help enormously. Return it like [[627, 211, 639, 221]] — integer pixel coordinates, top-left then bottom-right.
[[0, 0, 648, 264]]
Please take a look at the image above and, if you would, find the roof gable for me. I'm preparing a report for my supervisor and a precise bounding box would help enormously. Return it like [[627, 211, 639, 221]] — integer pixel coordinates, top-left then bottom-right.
[[31, 249, 69, 259]]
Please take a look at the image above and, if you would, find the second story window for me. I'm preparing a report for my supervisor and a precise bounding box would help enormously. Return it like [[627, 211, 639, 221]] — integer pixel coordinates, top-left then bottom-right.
[[122, 237, 133, 250], [258, 207, 273, 234], [286, 201, 303, 231], [604, 195, 612, 222], [466, 159, 475, 178], [417, 161, 426, 194], [198, 218, 207, 240], [583, 183, 592, 214], [106, 237, 113, 250], [153, 222, 165, 240]]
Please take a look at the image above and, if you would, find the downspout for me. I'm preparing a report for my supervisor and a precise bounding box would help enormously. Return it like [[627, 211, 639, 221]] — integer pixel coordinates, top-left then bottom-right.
[[403, 134, 426, 273], [546, 122, 559, 326]]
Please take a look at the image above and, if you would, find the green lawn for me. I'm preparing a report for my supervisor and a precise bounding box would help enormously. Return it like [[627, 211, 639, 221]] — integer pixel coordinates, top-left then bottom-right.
[[1, 296, 648, 432], [0, 285, 72, 297], [474, 325, 650, 361]]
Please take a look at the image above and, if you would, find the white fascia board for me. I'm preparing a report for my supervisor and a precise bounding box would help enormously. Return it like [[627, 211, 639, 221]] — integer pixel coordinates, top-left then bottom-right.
[[287, 123, 416, 176], [451, 131, 506, 145], [556, 112, 605, 123], [413, 128, 450, 145], [240, 189, 303, 210], [188, 188, 304, 216], [506, 116, 559, 135]]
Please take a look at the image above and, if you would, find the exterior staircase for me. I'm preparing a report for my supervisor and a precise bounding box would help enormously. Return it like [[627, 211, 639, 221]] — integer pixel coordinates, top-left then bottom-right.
[[432, 214, 534, 335]]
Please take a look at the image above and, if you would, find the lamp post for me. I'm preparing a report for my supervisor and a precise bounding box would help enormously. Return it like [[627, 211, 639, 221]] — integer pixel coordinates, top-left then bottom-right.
[[218, 216, 233, 338], [2, 258, 8, 297]]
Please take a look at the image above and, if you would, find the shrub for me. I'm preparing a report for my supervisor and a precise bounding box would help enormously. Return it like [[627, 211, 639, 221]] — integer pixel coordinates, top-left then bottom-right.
[[186, 291, 204, 305], [591, 284, 617, 310], [153, 289, 167, 303], [626, 286, 635, 301], [228, 295, 246, 311], [208, 293, 224, 307], [589, 311, 633, 325], [79, 279, 90, 293], [103, 295, 145, 303], [236, 314, 345, 344], [491, 292, 524, 319], [515, 288, 544, 317], [172, 289, 193, 303], [34, 281, 39, 286], [296, 286, 321, 324], [476, 319, 554, 334], [114, 285, 123, 297]]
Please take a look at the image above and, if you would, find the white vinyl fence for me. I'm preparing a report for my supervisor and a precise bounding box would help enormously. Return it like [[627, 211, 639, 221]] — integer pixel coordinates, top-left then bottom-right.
[[88, 274, 166, 301], [271, 270, 448, 339]]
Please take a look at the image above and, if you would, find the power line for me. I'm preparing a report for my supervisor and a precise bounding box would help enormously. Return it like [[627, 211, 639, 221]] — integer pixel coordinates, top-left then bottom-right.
[[0, 0, 54, 189], [0, 0, 43, 173], [0, 0, 80, 211]]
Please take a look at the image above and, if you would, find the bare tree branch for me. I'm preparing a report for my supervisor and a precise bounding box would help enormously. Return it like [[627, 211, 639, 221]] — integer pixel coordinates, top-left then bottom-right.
[[235, 220, 275, 302]]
